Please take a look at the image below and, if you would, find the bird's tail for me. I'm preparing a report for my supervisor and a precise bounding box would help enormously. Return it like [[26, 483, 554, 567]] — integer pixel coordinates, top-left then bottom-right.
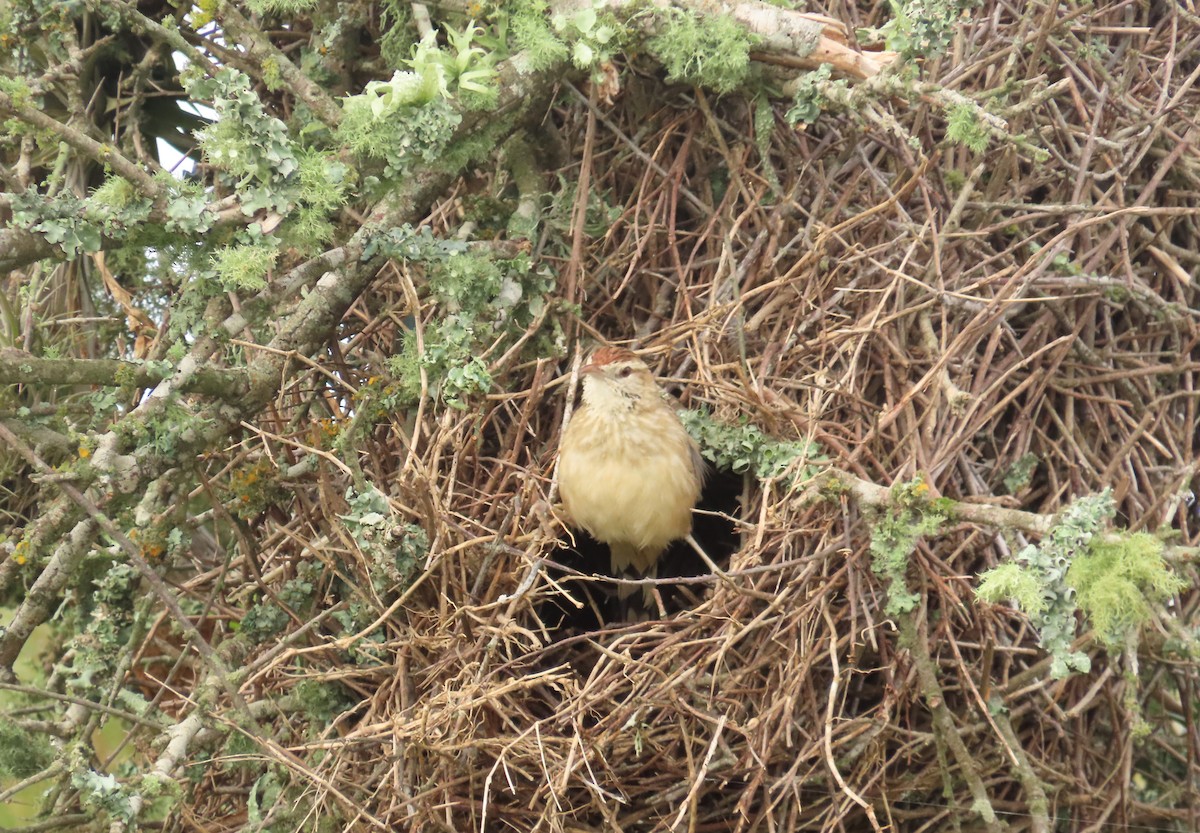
[[610, 542, 658, 617]]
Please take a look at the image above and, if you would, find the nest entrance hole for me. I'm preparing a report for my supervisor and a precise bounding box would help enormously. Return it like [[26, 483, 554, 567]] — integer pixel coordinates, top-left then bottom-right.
[[539, 465, 743, 633]]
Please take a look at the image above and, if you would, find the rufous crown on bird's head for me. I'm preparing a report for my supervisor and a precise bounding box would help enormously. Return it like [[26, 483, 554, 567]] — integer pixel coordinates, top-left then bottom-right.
[[579, 347, 655, 391], [587, 346, 639, 367]]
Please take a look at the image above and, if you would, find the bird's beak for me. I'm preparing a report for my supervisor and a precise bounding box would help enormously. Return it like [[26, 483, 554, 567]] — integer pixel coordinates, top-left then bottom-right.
[[579, 362, 600, 375]]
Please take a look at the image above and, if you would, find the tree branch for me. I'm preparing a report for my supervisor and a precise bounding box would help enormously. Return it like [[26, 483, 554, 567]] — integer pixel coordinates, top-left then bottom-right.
[[0, 351, 248, 399], [0, 91, 160, 197], [0, 47, 560, 681], [217, 3, 344, 127]]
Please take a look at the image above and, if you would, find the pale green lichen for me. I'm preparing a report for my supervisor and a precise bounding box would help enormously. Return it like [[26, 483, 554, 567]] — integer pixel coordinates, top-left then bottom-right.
[[868, 477, 949, 617], [679, 409, 827, 484], [364, 226, 555, 409], [869, 0, 981, 60], [945, 102, 990, 153], [341, 485, 428, 593], [977, 491, 1118, 677], [648, 9, 754, 95], [211, 241, 279, 291], [1068, 532, 1187, 647]]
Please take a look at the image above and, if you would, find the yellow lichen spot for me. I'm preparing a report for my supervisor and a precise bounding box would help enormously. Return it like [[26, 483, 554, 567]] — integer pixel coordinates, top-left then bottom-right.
[[312, 418, 340, 442], [229, 459, 281, 519], [78, 445, 92, 459], [131, 528, 166, 559]]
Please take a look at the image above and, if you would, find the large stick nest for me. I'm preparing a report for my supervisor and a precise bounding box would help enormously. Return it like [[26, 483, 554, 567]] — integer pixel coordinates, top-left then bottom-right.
[[150, 4, 1199, 832]]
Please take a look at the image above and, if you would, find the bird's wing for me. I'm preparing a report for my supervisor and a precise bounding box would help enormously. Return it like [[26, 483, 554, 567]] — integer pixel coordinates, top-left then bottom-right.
[[689, 439, 709, 489]]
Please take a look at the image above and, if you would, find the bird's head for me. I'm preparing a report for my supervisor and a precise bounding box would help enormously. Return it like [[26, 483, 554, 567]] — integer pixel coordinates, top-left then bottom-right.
[[579, 347, 662, 410]]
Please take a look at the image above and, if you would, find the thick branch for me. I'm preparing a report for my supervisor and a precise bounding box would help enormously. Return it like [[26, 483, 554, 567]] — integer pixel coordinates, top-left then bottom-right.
[[899, 612, 1003, 832], [0, 352, 248, 399], [823, 469, 1055, 537], [0, 516, 98, 677], [574, 0, 900, 79], [0, 91, 160, 197], [991, 708, 1051, 833], [0, 227, 57, 273], [217, 4, 343, 127], [86, 0, 214, 74]]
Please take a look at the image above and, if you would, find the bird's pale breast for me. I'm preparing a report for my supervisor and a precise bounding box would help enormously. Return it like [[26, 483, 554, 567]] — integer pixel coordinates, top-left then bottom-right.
[[558, 405, 701, 554]]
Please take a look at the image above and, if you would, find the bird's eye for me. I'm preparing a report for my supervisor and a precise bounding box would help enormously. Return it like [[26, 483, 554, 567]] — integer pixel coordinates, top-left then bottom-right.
[[617, 366, 634, 378]]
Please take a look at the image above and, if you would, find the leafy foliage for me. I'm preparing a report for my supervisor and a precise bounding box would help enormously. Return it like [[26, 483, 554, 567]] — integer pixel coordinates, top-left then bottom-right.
[[442, 22, 503, 108], [362, 26, 498, 110], [337, 22, 499, 182]]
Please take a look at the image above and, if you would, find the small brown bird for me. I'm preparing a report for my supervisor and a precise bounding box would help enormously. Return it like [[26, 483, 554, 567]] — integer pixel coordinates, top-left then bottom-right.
[[557, 347, 705, 608]]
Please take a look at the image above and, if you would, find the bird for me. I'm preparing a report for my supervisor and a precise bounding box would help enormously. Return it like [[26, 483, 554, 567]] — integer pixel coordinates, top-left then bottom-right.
[[557, 347, 705, 612]]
